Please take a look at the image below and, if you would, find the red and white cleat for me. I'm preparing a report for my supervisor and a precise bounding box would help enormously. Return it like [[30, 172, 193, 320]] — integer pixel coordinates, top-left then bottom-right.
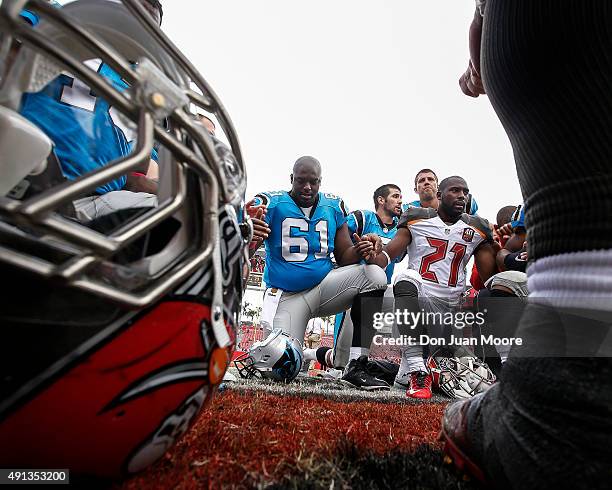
[[406, 370, 433, 399]]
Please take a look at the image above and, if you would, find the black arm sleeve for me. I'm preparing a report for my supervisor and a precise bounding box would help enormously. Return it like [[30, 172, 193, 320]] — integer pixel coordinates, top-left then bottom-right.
[[503, 251, 527, 272]]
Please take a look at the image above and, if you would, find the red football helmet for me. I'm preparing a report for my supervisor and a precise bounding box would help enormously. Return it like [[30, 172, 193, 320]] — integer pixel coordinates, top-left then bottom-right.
[[427, 350, 496, 399], [0, 0, 249, 478]]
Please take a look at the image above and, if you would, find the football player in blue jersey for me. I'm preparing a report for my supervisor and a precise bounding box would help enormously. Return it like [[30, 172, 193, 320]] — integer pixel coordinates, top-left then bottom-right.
[[349, 184, 404, 283], [404, 168, 479, 215], [18, 0, 163, 222], [405, 168, 439, 210], [250, 156, 389, 390], [326, 184, 404, 380]]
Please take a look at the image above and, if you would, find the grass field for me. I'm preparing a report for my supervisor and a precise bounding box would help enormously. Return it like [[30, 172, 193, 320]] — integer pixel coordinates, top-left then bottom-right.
[[116, 370, 481, 489]]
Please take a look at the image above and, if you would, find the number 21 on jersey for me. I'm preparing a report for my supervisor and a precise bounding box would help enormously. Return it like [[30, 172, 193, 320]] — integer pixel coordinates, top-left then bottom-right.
[[419, 237, 467, 287], [281, 218, 328, 262]]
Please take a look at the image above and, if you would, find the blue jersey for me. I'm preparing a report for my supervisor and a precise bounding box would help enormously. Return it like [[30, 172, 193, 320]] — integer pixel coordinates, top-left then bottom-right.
[[403, 194, 479, 215], [511, 203, 526, 230], [346, 209, 401, 283], [254, 191, 349, 292], [20, 61, 131, 195]]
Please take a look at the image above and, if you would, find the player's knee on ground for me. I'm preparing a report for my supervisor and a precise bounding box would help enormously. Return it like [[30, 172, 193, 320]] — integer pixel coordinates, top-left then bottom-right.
[[485, 270, 528, 298], [315, 346, 333, 368]]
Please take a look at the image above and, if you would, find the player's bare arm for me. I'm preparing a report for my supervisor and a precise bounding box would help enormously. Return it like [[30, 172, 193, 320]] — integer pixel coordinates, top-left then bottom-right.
[[474, 241, 497, 283], [503, 230, 526, 253], [251, 208, 270, 241], [246, 199, 271, 256], [334, 223, 374, 266], [496, 230, 527, 270], [366, 226, 412, 268]]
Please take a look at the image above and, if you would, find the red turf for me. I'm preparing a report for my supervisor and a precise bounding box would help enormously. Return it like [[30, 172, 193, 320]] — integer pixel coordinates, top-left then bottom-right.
[[117, 390, 446, 489]]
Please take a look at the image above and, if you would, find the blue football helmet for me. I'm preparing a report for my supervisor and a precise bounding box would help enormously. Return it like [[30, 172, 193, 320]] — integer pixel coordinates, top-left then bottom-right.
[[235, 329, 304, 383]]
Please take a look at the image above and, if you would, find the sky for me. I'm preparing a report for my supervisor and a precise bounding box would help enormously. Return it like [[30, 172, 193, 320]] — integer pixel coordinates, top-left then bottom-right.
[[161, 0, 524, 222]]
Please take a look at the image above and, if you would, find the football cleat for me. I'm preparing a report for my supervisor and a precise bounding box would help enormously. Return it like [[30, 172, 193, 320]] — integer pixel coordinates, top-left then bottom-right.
[[234, 329, 304, 383], [439, 397, 488, 484], [341, 355, 390, 391], [392, 371, 410, 391], [0, 0, 249, 478], [427, 350, 496, 399], [318, 368, 343, 380], [364, 358, 399, 386], [406, 370, 433, 399]]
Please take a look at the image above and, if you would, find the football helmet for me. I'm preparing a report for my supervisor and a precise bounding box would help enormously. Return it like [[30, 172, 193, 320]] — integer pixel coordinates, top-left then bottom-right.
[[0, 0, 250, 478], [235, 329, 304, 383], [427, 350, 496, 399]]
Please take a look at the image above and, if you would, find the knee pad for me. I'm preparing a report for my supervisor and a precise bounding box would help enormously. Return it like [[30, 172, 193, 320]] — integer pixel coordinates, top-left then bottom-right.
[[393, 268, 422, 291], [485, 271, 528, 298], [394, 280, 419, 298], [363, 264, 388, 290]]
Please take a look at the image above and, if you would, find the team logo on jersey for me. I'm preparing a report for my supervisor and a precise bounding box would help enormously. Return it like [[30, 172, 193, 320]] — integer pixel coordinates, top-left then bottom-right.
[[444, 228, 451, 235], [462, 228, 475, 242]]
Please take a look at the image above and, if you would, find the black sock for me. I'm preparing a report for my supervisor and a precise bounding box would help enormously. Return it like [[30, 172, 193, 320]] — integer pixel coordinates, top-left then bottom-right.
[[350, 289, 385, 348], [393, 280, 422, 339]]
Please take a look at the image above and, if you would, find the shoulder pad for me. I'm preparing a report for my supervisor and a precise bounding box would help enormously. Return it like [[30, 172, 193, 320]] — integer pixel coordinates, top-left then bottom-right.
[[323, 192, 341, 200], [252, 191, 284, 208], [466, 193, 479, 215], [461, 214, 493, 240], [402, 201, 421, 212], [339, 198, 349, 217], [398, 207, 438, 228], [324, 192, 349, 217]]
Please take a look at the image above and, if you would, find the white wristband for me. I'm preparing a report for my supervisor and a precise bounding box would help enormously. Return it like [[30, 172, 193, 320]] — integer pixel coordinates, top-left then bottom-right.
[[381, 250, 391, 270]]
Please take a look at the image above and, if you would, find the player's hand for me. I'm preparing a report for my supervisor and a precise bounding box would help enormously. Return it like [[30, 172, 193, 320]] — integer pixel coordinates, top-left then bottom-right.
[[519, 241, 528, 261], [497, 223, 513, 242], [245, 198, 267, 219], [362, 233, 383, 255], [353, 233, 375, 261], [460, 9, 486, 98], [459, 60, 485, 97], [251, 207, 270, 243]]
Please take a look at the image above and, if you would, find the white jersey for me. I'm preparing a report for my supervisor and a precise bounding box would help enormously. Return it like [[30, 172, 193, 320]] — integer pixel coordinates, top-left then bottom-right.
[[398, 208, 492, 302]]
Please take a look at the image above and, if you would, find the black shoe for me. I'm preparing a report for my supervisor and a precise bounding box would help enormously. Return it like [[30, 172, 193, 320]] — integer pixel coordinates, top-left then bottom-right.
[[365, 359, 400, 385], [341, 355, 389, 391]]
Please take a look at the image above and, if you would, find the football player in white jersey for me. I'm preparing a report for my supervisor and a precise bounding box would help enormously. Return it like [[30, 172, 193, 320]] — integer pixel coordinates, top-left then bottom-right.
[[364, 176, 497, 398]]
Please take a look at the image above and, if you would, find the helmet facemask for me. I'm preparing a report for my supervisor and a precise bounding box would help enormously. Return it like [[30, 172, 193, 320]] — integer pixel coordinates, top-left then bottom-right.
[[0, 1, 251, 477], [0, 0, 251, 346], [427, 349, 496, 399]]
